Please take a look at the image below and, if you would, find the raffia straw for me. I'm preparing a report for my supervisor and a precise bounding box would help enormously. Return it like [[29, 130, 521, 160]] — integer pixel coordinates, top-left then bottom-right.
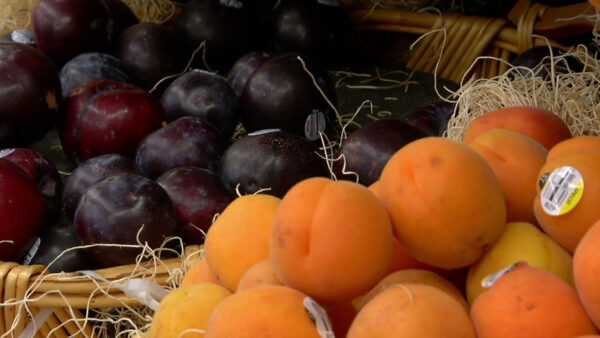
[[445, 43, 600, 141], [0, 0, 37, 35], [122, 0, 178, 23]]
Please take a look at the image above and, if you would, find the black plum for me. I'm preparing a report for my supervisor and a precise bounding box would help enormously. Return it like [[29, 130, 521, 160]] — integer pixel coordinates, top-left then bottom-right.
[[32, 0, 111, 66], [161, 69, 239, 139], [512, 46, 584, 79], [29, 220, 96, 273], [332, 118, 429, 186], [63, 154, 140, 220], [227, 51, 273, 98], [114, 23, 186, 90], [0, 42, 62, 146], [59, 52, 130, 99], [75, 173, 178, 267], [136, 117, 227, 179], [0, 148, 63, 222], [157, 167, 234, 244], [404, 101, 456, 136], [220, 129, 329, 197], [240, 53, 337, 140]]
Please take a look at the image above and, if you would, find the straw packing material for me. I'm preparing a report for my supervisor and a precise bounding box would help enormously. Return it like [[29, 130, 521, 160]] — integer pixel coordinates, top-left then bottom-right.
[[0, 0, 37, 36]]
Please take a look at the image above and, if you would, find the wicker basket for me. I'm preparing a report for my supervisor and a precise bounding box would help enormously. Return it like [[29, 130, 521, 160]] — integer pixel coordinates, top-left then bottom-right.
[[0, 245, 202, 338]]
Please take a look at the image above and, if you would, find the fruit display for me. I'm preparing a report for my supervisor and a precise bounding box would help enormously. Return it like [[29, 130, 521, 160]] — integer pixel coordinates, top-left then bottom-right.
[[1, 0, 600, 337]]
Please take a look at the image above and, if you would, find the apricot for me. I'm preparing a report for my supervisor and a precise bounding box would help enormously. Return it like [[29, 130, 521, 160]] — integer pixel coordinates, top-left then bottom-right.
[[204, 194, 281, 292], [548, 136, 600, 161], [347, 284, 476, 338], [367, 180, 381, 197], [270, 177, 394, 304], [533, 150, 600, 252], [574, 219, 600, 329], [354, 269, 468, 311], [467, 129, 547, 224], [470, 263, 597, 337], [463, 106, 571, 149], [205, 285, 326, 338], [467, 221, 574, 305], [149, 283, 231, 338], [181, 255, 221, 287], [236, 259, 283, 291], [379, 137, 506, 269]]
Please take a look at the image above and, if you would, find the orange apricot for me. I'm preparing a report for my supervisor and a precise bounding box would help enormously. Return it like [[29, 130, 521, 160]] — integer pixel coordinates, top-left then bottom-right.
[[270, 177, 394, 304], [548, 136, 600, 161], [205, 285, 327, 338], [463, 106, 571, 149], [181, 255, 221, 287], [236, 259, 283, 292], [379, 137, 506, 269], [467, 129, 547, 224], [347, 284, 476, 338], [533, 150, 600, 252], [470, 263, 597, 337], [204, 194, 280, 292], [574, 219, 600, 329]]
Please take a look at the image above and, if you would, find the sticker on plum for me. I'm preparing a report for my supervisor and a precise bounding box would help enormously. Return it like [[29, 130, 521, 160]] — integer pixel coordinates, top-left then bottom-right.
[[481, 262, 522, 288], [317, 0, 341, 6], [303, 297, 335, 338], [305, 111, 326, 141], [21, 237, 41, 266], [540, 166, 584, 216], [248, 128, 282, 136]]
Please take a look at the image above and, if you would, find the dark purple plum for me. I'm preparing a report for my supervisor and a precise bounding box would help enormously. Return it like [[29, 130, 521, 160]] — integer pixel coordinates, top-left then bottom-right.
[[114, 23, 186, 90], [60, 79, 165, 163], [160, 69, 239, 139], [0, 148, 63, 222], [32, 0, 111, 66], [157, 167, 234, 244], [227, 51, 273, 98], [136, 117, 227, 179], [63, 154, 139, 220], [103, 0, 139, 37], [0, 159, 46, 262], [28, 220, 97, 273], [75, 173, 178, 267], [0, 29, 37, 46], [404, 101, 456, 136], [512, 46, 584, 79], [0, 42, 61, 146], [240, 53, 336, 140], [219, 129, 329, 197], [175, 0, 251, 70], [59, 52, 130, 99], [271, 0, 352, 65], [332, 118, 429, 186]]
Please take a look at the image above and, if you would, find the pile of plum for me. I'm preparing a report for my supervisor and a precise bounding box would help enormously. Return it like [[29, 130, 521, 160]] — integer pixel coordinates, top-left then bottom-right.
[[0, 0, 452, 272]]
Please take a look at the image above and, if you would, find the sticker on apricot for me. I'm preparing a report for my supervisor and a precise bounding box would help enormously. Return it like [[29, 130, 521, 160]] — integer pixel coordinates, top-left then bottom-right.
[[305, 110, 326, 141], [540, 166, 584, 216], [303, 297, 335, 338], [481, 262, 522, 288]]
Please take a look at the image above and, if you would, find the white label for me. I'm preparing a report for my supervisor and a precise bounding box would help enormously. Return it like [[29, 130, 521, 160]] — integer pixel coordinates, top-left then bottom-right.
[[22, 237, 41, 265], [248, 128, 281, 136], [304, 111, 326, 141], [481, 262, 522, 288], [317, 0, 341, 6], [540, 166, 584, 216], [11, 29, 36, 45], [0, 148, 15, 158], [303, 297, 335, 338]]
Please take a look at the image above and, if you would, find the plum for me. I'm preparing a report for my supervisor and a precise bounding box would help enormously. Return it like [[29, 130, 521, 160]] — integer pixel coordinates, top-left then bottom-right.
[[160, 69, 239, 139], [28, 220, 97, 273], [240, 53, 337, 140], [332, 118, 429, 185], [512, 46, 584, 79], [157, 167, 234, 244], [114, 23, 186, 90], [0, 29, 37, 46], [60, 79, 165, 163], [0, 42, 62, 146], [135, 116, 227, 179], [175, 0, 252, 70], [59, 52, 130, 99], [63, 154, 140, 220], [227, 51, 273, 98], [404, 101, 456, 136], [75, 173, 178, 267], [32, 0, 111, 66], [0, 159, 46, 262], [0, 148, 63, 222], [219, 129, 329, 197]]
